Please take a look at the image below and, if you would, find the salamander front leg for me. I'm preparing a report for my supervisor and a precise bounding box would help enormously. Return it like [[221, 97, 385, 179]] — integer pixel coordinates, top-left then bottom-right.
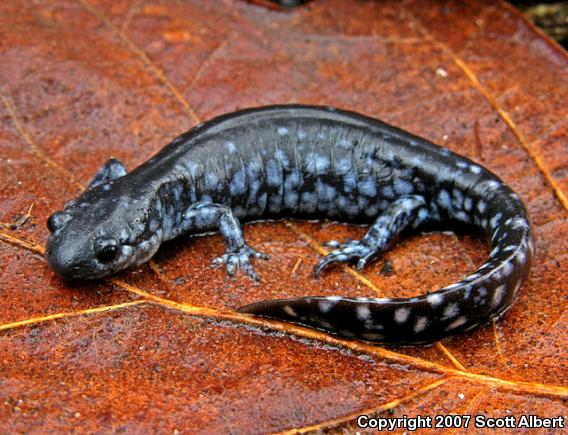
[[184, 203, 269, 281], [87, 158, 128, 190], [314, 195, 428, 277]]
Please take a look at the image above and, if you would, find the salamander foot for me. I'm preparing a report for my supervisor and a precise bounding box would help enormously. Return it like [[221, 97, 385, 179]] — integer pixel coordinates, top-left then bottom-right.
[[314, 239, 379, 277], [212, 245, 269, 282]]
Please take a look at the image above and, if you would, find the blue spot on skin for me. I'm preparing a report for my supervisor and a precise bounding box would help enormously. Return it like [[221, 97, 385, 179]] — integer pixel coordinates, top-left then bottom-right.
[[173, 185, 182, 202], [338, 195, 349, 209], [394, 179, 414, 195], [438, 190, 452, 210], [452, 189, 464, 209], [275, 149, 290, 167], [357, 196, 368, 209], [418, 208, 430, 221], [184, 161, 200, 178], [206, 172, 218, 190], [285, 170, 300, 190], [257, 192, 267, 210], [225, 141, 237, 153], [359, 179, 377, 197], [381, 185, 394, 198], [299, 192, 317, 213], [268, 195, 283, 214], [490, 212, 503, 229], [314, 154, 330, 173], [365, 204, 379, 217], [317, 183, 337, 202], [336, 158, 351, 174], [365, 155, 375, 167], [247, 160, 261, 178], [277, 126, 289, 135], [200, 194, 212, 203], [284, 191, 299, 209], [470, 165, 482, 174], [410, 156, 423, 167], [304, 153, 316, 175], [297, 129, 307, 140], [230, 169, 246, 195], [343, 173, 357, 193], [345, 205, 359, 216], [266, 160, 281, 187], [455, 211, 469, 222]]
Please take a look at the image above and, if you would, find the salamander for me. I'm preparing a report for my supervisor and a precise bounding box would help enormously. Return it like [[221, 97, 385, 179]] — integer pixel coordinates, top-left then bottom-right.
[[45, 105, 534, 344]]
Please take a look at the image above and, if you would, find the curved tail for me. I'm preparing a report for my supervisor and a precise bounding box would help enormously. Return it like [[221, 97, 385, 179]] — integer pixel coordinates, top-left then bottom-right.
[[238, 180, 533, 345]]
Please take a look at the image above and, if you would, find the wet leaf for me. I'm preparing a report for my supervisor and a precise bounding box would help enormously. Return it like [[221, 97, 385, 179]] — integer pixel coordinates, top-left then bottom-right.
[[0, 0, 566, 432]]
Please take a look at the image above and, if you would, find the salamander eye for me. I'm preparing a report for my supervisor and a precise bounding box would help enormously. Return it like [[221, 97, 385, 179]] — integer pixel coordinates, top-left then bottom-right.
[[47, 211, 70, 233], [94, 237, 121, 263]]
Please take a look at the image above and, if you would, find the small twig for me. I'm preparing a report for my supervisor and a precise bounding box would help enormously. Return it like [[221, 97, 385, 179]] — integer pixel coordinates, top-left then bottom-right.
[[290, 258, 302, 276]]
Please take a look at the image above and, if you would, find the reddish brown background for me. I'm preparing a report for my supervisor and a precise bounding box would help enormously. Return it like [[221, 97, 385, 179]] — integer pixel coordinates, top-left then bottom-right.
[[0, 0, 566, 433]]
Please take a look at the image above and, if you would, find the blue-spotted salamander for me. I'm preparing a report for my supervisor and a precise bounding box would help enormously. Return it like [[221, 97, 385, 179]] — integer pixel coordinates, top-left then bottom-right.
[[46, 105, 533, 344]]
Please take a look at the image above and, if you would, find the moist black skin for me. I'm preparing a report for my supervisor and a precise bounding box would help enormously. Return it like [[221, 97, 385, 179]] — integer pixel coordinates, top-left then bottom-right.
[[45, 105, 533, 344]]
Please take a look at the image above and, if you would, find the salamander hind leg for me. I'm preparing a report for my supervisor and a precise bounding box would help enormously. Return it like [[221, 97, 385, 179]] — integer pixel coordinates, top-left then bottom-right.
[[184, 203, 269, 281], [314, 195, 427, 277]]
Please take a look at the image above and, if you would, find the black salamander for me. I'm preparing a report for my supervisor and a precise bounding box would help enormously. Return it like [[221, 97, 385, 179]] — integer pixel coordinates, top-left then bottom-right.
[[45, 105, 533, 344]]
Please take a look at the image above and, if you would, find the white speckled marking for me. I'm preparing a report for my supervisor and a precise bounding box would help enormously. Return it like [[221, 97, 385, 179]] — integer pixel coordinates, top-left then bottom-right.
[[486, 180, 501, 190], [283, 305, 297, 317], [442, 302, 459, 320], [319, 299, 336, 313], [445, 316, 467, 331], [492, 284, 507, 308], [394, 307, 410, 324], [501, 261, 513, 277], [225, 141, 237, 153], [490, 212, 503, 229], [510, 217, 529, 229], [413, 316, 428, 333], [438, 190, 452, 210], [356, 305, 371, 321], [427, 293, 444, 306], [470, 165, 482, 174]]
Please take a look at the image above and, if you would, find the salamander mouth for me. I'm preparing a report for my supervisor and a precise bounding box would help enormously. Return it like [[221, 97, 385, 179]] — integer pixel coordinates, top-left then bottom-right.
[[130, 229, 163, 267]]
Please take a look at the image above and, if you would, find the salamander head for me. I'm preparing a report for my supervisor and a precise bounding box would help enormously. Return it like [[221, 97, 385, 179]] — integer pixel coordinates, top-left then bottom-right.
[[45, 182, 162, 280]]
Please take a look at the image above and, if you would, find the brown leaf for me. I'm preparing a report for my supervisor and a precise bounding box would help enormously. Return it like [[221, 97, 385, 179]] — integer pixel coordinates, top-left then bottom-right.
[[0, 0, 566, 432]]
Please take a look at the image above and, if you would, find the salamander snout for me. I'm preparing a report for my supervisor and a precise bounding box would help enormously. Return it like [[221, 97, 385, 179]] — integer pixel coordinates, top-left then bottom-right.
[[45, 217, 123, 280], [45, 236, 90, 280]]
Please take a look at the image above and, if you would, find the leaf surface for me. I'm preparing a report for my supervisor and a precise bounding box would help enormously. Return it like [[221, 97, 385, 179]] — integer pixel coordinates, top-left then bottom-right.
[[0, 0, 566, 432]]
